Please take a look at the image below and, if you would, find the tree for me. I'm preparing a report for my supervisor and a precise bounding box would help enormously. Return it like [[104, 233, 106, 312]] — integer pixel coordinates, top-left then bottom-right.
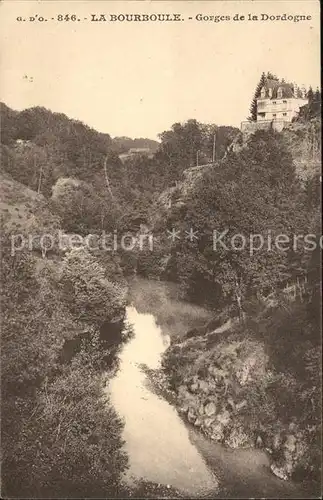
[[1, 104, 116, 196], [307, 86, 314, 117], [157, 119, 203, 175], [314, 87, 321, 102], [59, 248, 126, 328], [51, 177, 117, 234], [249, 72, 266, 121], [249, 72, 280, 121], [158, 130, 311, 311], [303, 86, 322, 120], [156, 120, 239, 182], [1, 233, 128, 498], [266, 72, 279, 81], [312, 87, 321, 117]]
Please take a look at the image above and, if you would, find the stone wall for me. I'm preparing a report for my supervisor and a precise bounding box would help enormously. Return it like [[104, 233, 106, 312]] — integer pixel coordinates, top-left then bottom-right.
[[241, 120, 287, 137]]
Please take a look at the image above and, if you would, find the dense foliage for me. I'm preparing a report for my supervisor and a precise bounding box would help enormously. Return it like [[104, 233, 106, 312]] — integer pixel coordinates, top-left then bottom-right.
[[1, 231, 128, 498], [156, 119, 238, 181], [149, 130, 319, 309], [299, 87, 322, 121], [1, 104, 239, 236]]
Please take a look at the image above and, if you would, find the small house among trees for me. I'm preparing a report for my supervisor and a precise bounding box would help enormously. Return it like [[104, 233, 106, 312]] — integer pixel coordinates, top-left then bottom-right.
[[243, 73, 312, 134], [256, 78, 308, 123], [249, 73, 309, 123]]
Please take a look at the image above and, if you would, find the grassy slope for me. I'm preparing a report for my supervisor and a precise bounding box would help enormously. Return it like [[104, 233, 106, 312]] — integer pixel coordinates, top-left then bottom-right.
[[0, 171, 57, 234]]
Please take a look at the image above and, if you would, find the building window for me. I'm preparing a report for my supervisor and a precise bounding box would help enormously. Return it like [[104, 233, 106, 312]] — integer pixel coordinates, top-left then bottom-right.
[[283, 100, 287, 103], [273, 114, 276, 117], [283, 113, 287, 116], [273, 101, 276, 104]]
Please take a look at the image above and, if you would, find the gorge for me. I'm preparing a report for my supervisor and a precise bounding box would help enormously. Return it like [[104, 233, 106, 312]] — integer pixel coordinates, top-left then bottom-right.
[[107, 278, 313, 498]]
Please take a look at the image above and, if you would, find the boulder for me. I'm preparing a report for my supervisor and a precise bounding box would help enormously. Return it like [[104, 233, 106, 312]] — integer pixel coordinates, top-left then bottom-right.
[[235, 399, 247, 411], [284, 434, 297, 454], [204, 401, 216, 417], [209, 422, 225, 442], [283, 433, 302, 476], [194, 417, 203, 427], [179, 404, 188, 414], [226, 426, 252, 449], [235, 343, 268, 386], [216, 410, 231, 426], [178, 384, 188, 397], [288, 421, 298, 432], [190, 382, 199, 393], [203, 417, 215, 428], [207, 365, 215, 376], [199, 380, 210, 393], [207, 379, 217, 391], [227, 397, 235, 410], [270, 433, 308, 480], [272, 433, 282, 450], [271, 463, 289, 481], [198, 404, 205, 416], [255, 435, 264, 448], [187, 407, 196, 423]]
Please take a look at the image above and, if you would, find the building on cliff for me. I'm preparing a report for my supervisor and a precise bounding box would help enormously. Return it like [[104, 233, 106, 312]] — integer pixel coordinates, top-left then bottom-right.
[[241, 79, 308, 135], [256, 79, 308, 123]]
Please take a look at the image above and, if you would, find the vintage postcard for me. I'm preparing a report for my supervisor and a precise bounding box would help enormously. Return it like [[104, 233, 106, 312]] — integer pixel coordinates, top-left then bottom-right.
[[0, 1, 321, 498]]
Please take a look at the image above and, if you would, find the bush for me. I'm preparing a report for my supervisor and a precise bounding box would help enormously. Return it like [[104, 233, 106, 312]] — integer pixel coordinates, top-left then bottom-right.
[[1, 234, 128, 498]]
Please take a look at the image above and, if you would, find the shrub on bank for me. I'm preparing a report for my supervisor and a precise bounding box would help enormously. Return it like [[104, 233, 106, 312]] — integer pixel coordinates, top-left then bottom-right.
[[1, 234, 128, 498]]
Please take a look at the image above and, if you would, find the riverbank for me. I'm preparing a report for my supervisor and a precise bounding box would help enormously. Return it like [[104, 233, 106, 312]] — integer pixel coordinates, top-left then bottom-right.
[[144, 365, 313, 499], [116, 479, 183, 499], [153, 294, 321, 497], [109, 278, 320, 498]]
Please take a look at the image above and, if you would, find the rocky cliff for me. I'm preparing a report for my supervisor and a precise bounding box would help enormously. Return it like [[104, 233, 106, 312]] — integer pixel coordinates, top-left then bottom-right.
[[160, 309, 321, 486], [232, 118, 321, 181], [281, 119, 321, 181]]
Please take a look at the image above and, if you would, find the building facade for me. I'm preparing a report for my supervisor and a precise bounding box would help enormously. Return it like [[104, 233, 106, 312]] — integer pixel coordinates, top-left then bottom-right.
[[241, 78, 309, 135], [256, 79, 308, 123]]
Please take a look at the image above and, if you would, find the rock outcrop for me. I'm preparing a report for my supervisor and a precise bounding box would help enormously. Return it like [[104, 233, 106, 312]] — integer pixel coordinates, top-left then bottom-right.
[[161, 327, 320, 483], [170, 338, 268, 449]]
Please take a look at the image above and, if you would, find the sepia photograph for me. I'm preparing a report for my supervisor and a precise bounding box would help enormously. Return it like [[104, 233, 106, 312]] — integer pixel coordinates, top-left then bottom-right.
[[0, 1, 321, 498]]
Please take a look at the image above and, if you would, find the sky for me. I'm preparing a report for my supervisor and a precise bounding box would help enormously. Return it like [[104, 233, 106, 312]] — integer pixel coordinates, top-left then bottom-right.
[[0, 1, 320, 139]]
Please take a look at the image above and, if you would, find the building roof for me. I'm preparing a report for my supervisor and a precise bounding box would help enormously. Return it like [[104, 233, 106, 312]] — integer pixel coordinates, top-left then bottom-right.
[[258, 79, 303, 99]]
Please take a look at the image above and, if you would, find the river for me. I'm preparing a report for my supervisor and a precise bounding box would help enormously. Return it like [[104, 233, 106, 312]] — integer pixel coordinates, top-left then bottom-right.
[[107, 278, 307, 498]]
